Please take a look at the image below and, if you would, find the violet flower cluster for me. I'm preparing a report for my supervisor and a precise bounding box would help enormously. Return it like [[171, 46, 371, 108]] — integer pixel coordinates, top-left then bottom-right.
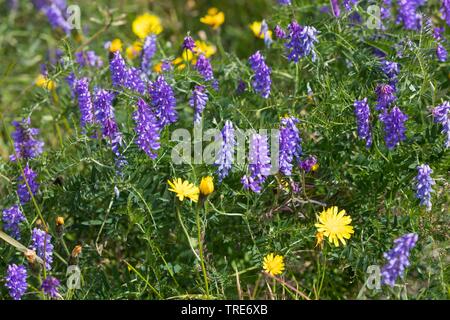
[[432, 101, 450, 148], [183, 35, 196, 52], [75, 51, 103, 68], [75, 77, 95, 129], [396, 0, 425, 31], [110, 51, 146, 94], [30, 228, 54, 270], [5, 264, 27, 300], [277, 0, 291, 5], [195, 54, 214, 82], [149, 75, 178, 127], [381, 233, 418, 287], [133, 98, 161, 159], [279, 116, 302, 176], [441, 0, 450, 26], [379, 106, 408, 150], [331, 0, 340, 17], [41, 276, 60, 299], [415, 164, 435, 211], [248, 51, 271, 99], [299, 155, 317, 172], [142, 35, 157, 74], [375, 83, 396, 111], [241, 134, 271, 193], [274, 25, 286, 39], [215, 120, 236, 182], [381, 60, 400, 87], [285, 21, 318, 62], [17, 164, 39, 204], [41, 3, 72, 35], [353, 98, 372, 148], [433, 27, 448, 62], [189, 85, 208, 124], [2, 205, 25, 240], [10, 118, 44, 161]]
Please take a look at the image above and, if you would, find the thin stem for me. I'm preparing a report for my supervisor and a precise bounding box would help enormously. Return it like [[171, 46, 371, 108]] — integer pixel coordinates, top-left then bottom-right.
[[196, 201, 210, 298]]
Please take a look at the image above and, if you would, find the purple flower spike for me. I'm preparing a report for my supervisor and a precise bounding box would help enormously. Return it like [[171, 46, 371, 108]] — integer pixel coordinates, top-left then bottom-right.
[[10, 118, 44, 162], [195, 54, 214, 82], [241, 133, 271, 193], [432, 101, 450, 148], [182, 35, 196, 52], [142, 35, 157, 73], [379, 106, 408, 150], [415, 164, 435, 211], [396, 0, 425, 31], [75, 51, 103, 68], [330, 0, 340, 17], [381, 233, 418, 287], [278, 0, 291, 5], [5, 264, 27, 300], [274, 25, 286, 39], [249, 51, 271, 99], [2, 205, 26, 240], [149, 75, 178, 127], [375, 84, 396, 111], [110, 51, 146, 94], [279, 116, 302, 176], [285, 21, 318, 62], [441, 0, 450, 26], [189, 85, 208, 124], [17, 165, 39, 204], [30, 228, 54, 270], [299, 155, 318, 172], [133, 98, 161, 159], [215, 120, 236, 182], [41, 276, 60, 299], [353, 98, 372, 148], [75, 77, 95, 129]]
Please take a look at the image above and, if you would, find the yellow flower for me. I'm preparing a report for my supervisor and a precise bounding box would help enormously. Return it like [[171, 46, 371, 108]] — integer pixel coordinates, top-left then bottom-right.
[[132, 13, 163, 39], [126, 41, 143, 60], [263, 253, 285, 276], [311, 163, 319, 171], [199, 176, 214, 196], [153, 62, 163, 73], [315, 231, 324, 248], [35, 74, 55, 90], [168, 178, 199, 202], [315, 206, 354, 247], [109, 38, 123, 52], [200, 7, 225, 29], [249, 21, 272, 40], [194, 40, 217, 58]]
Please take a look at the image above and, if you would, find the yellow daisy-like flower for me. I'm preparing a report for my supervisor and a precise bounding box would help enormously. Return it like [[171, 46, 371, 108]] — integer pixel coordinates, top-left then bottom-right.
[[311, 163, 319, 171], [109, 38, 123, 52], [200, 7, 225, 29], [153, 62, 163, 73], [315, 206, 354, 247], [35, 74, 55, 90], [249, 21, 272, 40], [168, 178, 199, 202], [194, 40, 217, 58], [126, 41, 143, 60], [132, 13, 163, 39], [263, 253, 285, 276]]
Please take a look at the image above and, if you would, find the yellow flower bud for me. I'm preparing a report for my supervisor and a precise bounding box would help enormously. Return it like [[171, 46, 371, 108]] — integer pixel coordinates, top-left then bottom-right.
[[199, 176, 214, 196]]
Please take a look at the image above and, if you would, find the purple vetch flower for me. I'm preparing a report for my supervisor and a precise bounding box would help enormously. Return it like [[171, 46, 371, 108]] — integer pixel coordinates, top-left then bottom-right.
[[75, 51, 103, 68], [215, 120, 236, 182], [66, 72, 76, 98], [330, 0, 340, 17], [94, 88, 126, 167], [236, 80, 247, 94], [195, 54, 214, 82], [379, 106, 408, 150], [182, 35, 196, 53], [41, 276, 60, 299], [133, 98, 161, 159], [241, 133, 271, 193], [161, 60, 173, 72], [299, 155, 318, 172], [141, 34, 157, 73], [10, 118, 44, 162], [396, 0, 425, 31], [110, 51, 146, 94], [432, 101, 450, 148], [260, 20, 273, 48], [2, 205, 26, 240], [75, 77, 95, 128], [381, 60, 400, 86], [285, 21, 319, 62], [354, 98, 372, 148], [277, 0, 291, 5], [415, 164, 435, 211], [381, 0, 392, 20], [437, 43, 448, 61], [149, 75, 178, 127], [5, 264, 27, 300], [375, 83, 396, 111], [17, 165, 39, 204], [248, 51, 271, 99], [274, 25, 286, 39], [279, 116, 302, 176], [30, 228, 54, 270], [381, 233, 418, 287], [43, 4, 71, 35], [189, 85, 208, 124], [343, 0, 358, 10], [441, 0, 450, 26]]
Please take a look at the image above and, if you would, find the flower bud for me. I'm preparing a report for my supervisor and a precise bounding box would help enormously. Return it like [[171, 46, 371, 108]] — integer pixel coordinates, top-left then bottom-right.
[[199, 176, 214, 197]]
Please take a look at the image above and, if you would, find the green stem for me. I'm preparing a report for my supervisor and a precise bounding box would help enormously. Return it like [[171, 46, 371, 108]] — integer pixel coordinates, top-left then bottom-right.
[[176, 204, 200, 261], [196, 201, 210, 298]]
